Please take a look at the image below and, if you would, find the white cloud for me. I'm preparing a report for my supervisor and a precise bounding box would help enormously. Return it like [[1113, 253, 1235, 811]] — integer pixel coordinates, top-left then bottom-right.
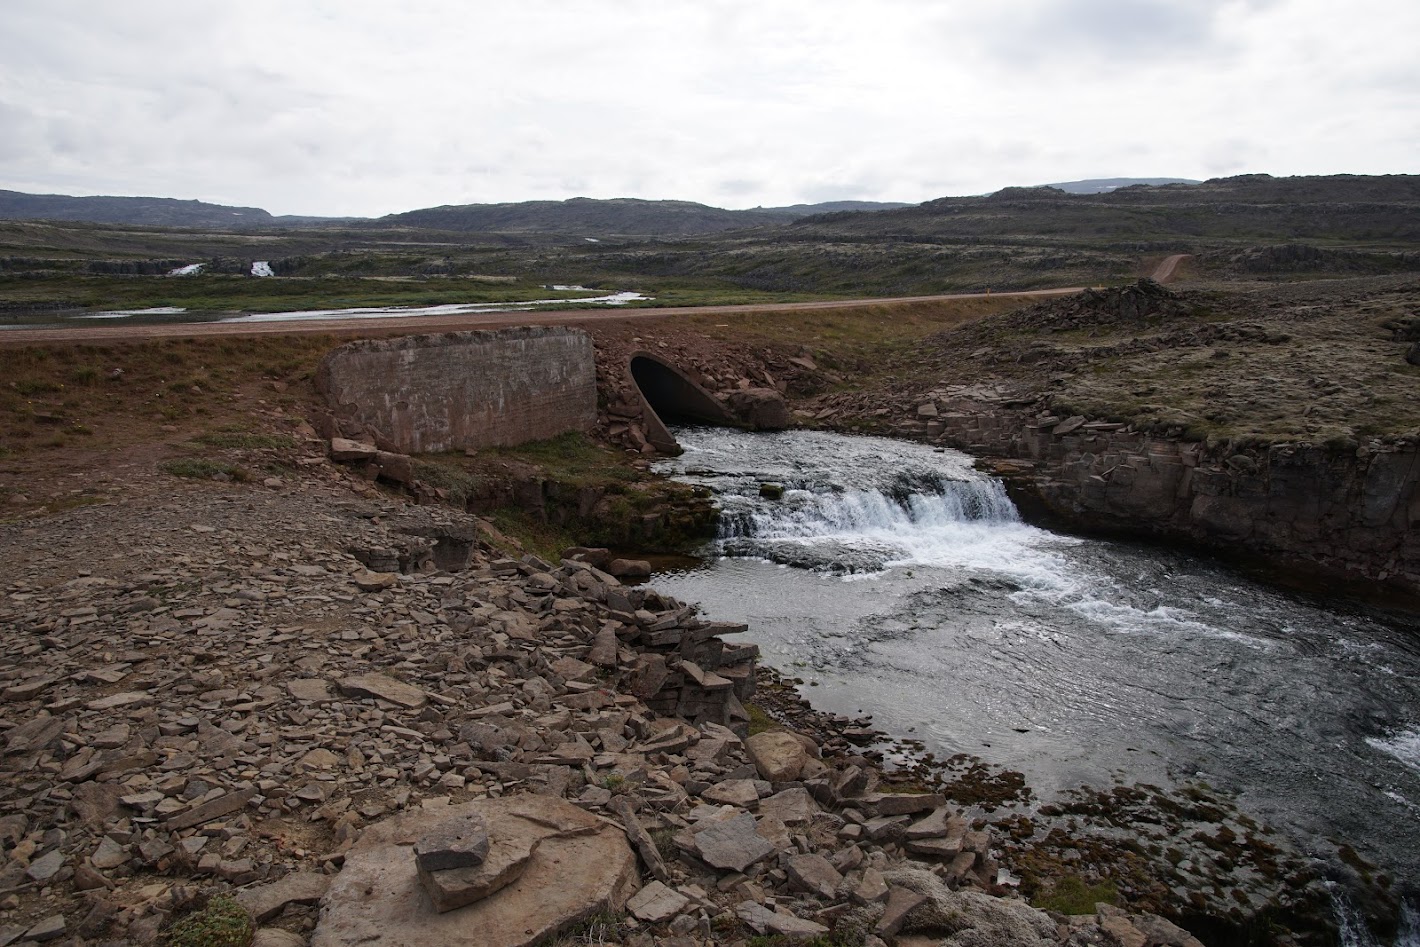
[[0, 0, 1414, 215]]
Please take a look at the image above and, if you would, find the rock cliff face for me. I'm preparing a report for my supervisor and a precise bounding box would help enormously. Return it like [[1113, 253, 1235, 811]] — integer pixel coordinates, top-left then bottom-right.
[[923, 404, 1420, 599]]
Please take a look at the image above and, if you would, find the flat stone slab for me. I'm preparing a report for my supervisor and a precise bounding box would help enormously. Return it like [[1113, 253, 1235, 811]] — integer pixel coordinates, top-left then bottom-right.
[[699, 779, 760, 808], [312, 795, 635, 947], [692, 812, 775, 873], [418, 829, 535, 914], [736, 900, 829, 938], [759, 787, 819, 825], [236, 871, 332, 923], [287, 679, 333, 702], [855, 791, 946, 818], [786, 852, 842, 899], [625, 880, 689, 923], [414, 814, 491, 872], [337, 673, 427, 709]]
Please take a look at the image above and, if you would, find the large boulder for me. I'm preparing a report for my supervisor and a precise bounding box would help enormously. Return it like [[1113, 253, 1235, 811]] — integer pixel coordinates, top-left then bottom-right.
[[745, 731, 810, 782], [312, 795, 636, 947], [726, 388, 791, 430]]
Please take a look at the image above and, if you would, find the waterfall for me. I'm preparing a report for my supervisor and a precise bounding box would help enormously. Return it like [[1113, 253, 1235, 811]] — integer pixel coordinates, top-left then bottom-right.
[[1330, 889, 1420, 947], [655, 428, 1032, 576], [719, 475, 1020, 541]]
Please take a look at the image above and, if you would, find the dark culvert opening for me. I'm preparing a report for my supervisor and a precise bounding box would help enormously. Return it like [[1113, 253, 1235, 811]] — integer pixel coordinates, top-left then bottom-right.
[[629, 353, 737, 453]]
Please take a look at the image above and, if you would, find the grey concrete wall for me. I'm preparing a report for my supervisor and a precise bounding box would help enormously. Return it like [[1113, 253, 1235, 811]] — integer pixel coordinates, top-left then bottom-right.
[[316, 327, 597, 454]]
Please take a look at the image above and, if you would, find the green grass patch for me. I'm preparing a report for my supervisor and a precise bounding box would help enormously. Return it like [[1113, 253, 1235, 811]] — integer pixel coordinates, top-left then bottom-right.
[[13, 379, 62, 396], [192, 430, 296, 450], [1031, 874, 1120, 915], [412, 457, 481, 504], [746, 935, 862, 947], [160, 895, 254, 947], [745, 702, 778, 736], [481, 432, 642, 487], [485, 506, 580, 561]]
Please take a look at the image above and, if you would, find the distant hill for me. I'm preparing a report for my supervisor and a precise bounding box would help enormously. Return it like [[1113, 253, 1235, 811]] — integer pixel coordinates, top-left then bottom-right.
[[380, 197, 806, 236], [0, 189, 284, 229], [0, 190, 916, 236], [1043, 177, 1200, 194], [747, 201, 916, 216], [787, 174, 1420, 244]]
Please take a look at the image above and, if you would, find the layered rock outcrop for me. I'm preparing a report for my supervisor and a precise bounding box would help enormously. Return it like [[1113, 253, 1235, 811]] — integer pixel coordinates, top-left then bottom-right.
[[918, 402, 1420, 597]]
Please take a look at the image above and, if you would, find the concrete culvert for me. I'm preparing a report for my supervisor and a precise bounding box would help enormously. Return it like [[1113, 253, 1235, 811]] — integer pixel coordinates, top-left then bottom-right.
[[628, 352, 737, 453]]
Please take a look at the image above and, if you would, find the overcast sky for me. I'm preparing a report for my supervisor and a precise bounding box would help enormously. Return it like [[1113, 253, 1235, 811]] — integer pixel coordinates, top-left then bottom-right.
[[0, 0, 1415, 217]]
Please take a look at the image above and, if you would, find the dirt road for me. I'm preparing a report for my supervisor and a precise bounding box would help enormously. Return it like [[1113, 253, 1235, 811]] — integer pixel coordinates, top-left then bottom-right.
[[0, 287, 1084, 346], [1150, 254, 1191, 283]]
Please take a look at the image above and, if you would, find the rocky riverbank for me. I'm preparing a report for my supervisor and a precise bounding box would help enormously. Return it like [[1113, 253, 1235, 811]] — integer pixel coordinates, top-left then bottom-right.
[[0, 438, 1345, 947]]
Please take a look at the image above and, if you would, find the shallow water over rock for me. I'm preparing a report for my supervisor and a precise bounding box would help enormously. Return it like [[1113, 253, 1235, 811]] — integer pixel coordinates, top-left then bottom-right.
[[654, 427, 1420, 910]]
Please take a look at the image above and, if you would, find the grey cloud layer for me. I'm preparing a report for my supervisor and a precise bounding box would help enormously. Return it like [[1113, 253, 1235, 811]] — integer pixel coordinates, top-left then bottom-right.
[[0, 0, 1414, 215]]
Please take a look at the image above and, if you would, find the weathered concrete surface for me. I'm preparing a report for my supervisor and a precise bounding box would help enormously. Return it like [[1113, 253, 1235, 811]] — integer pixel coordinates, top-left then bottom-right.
[[311, 795, 636, 947], [316, 327, 596, 454]]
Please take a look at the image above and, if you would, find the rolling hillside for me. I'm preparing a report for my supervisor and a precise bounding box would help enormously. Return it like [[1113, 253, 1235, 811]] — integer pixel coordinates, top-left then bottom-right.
[[790, 174, 1420, 244]]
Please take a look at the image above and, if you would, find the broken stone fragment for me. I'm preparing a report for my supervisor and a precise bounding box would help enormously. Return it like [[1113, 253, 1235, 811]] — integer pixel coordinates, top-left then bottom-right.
[[744, 731, 810, 782], [312, 794, 638, 939], [625, 880, 689, 923], [237, 871, 333, 924], [587, 624, 619, 667], [287, 678, 332, 702], [413, 815, 491, 873], [735, 900, 828, 938], [699, 779, 760, 808], [691, 812, 776, 873], [23, 914, 67, 943], [876, 885, 928, 938], [854, 791, 945, 817], [786, 852, 843, 899], [338, 673, 427, 709], [329, 438, 378, 462], [417, 832, 538, 914], [352, 569, 399, 592]]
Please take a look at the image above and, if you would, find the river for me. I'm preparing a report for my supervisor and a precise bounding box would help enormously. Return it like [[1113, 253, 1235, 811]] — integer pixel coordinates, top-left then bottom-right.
[[652, 426, 1420, 941], [0, 289, 649, 330]]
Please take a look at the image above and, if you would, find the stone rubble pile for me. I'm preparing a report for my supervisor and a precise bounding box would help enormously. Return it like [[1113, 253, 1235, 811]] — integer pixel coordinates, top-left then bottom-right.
[[1, 475, 1210, 946]]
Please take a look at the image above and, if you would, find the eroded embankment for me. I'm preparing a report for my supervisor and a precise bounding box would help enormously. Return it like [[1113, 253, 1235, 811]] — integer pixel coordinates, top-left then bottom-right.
[[934, 406, 1418, 599], [793, 281, 1420, 602]]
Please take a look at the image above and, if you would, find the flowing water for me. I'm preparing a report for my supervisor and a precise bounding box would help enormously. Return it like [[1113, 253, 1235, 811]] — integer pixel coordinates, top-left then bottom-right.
[[0, 288, 649, 330], [653, 426, 1420, 931]]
